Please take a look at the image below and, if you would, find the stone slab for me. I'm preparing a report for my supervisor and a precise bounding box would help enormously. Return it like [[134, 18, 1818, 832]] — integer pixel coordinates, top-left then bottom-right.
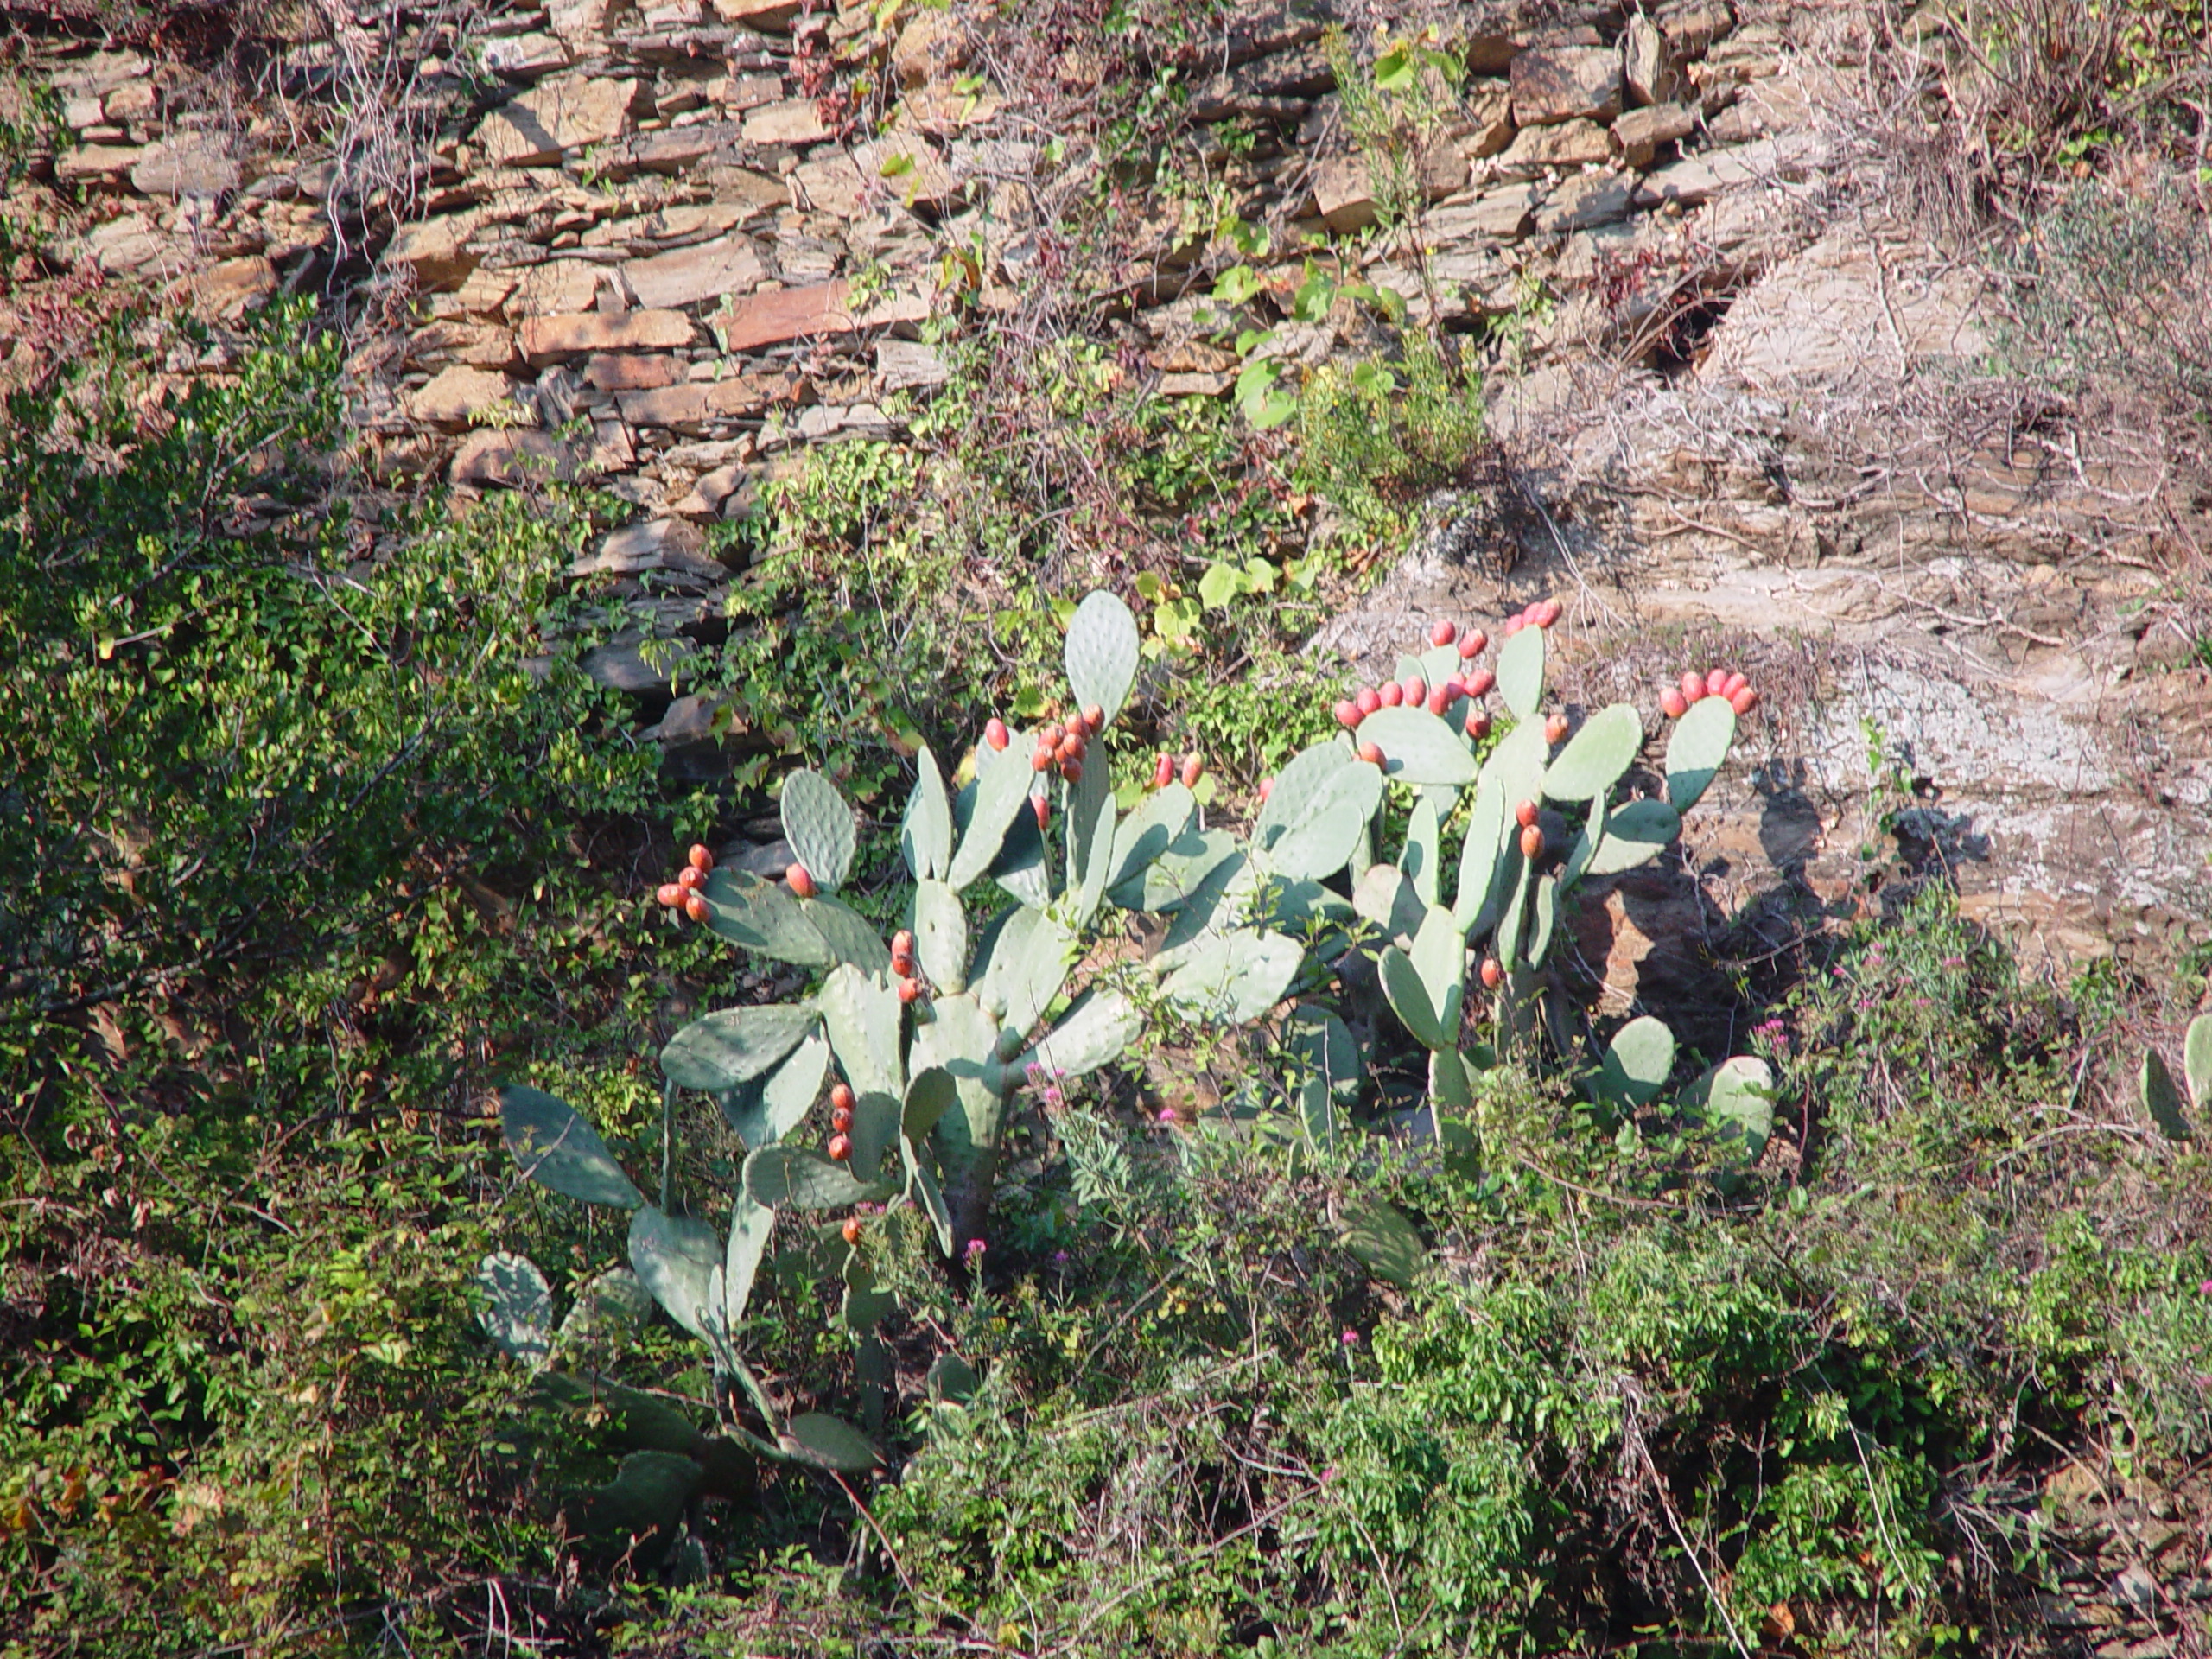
[[622, 236, 767, 309], [519, 308, 697, 364], [1510, 45, 1623, 124], [475, 76, 640, 168]]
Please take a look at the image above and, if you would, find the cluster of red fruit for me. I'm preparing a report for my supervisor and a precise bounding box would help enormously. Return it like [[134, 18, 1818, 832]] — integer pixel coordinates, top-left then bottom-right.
[[979, 702, 1108, 788], [890, 927, 924, 1004], [1330, 612, 1537, 755], [1659, 667, 1758, 720], [1149, 751, 1205, 791], [826, 1081, 855, 1164], [1500, 597, 1563, 638], [655, 844, 717, 922]]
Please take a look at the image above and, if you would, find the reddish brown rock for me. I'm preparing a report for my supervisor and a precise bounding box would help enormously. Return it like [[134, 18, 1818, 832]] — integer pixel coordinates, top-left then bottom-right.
[[518, 309, 696, 365]]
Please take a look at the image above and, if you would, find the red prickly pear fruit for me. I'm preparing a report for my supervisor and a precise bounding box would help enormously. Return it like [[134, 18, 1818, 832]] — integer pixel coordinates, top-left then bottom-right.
[[1722, 671, 1748, 700], [830, 1106, 854, 1132], [842, 1217, 862, 1245], [1731, 686, 1759, 715], [1357, 740, 1384, 766], [1153, 752, 1175, 789], [1031, 744, 1053, 772], [1462, 667, 1496, 699], [1532, 599, 1562, 628], [897, 976, 922, 1005], [1335, 698, 1362, 728], [1056, 732, 1084, 762], [1039, 722, 1063, 750], [687, 843, 715, 874], [984, 717, 1010, 751], [1033, 795, 1052, 832], [1257, 777, 1274, 804], [1681, 670, 1707, 705], [1479, 957, 1504, 989], [787, 863, 817, 899], [1378, 681, 1402, 708], [1083, 702, 1106, 732], [1705, 668, 1728, 698], [1427, 683, 1452, 715], [1520, 824, 1546, 860], [1515, 799, 1539, 829], [830, 1083, 855, 1113], [827, 1134, 852, 1162], [683, 892, 710, 923], [891, 930, 914, 961], [1431, 619, 1459, 646], [1503, 615, 1525, 638], [1544, 713, 1570, 746], [1459, 629, 1489, 659], [1660, 687, 1689, 720], [1403, 676, 1426, 708], [1180, 753, 1204, 788], [1356, 686, 1382, 716], [677, 864, 705, 891], [656, 881, 686, 908], [1465, 710, 1492, 740], [1059, 759, 1083, 785]]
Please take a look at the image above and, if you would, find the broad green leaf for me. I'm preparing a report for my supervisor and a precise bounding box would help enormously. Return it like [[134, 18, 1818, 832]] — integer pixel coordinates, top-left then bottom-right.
[[779, 1412, 882, 1471], [501, 1086, 644, 1208], [1688, 1055, 1775, 1160]]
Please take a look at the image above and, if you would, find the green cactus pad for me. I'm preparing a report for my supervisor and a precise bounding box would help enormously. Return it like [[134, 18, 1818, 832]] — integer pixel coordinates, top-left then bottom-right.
[[742, 1146, 894, 1210], [477, 1252, 553, 1368], [2140, 1048, 2193, 1141], [1584, 798, 1681, 875], [779, 1412, 883, 1472], [1379, 944, 1451, 1050], [1254, 741, 1380, 883], [661, 1003, 820, 1094], [927, 1353, 980, 1407], [1542, 703, 1643, 801], [902, 1137, 957, 1255], [627, 1205, 722, 1344], [1264, 878, 1359, 957], [1065, 590, 1141, 728], [842, 1278, 897, 1335], [1688, 1055, 1775, 1160], [1596, 1016, 1675, 1109], [1409, 903, 1465, 1026], [1495, 855, 1532, 974], [1112, 826, 1241, 913], [901, 1066, 957, 1142], [849, 1090, 904, 1182], [910, 880, 968, 995], [1664, 696, 1736, 813], [817, 964, 902, 1102], [1352, 863, 1425, 949], [1065, 755, 1116, 926], [1021, 987, 1141, 1079], [989, 791, 1053, 911], [799, 893, 893, 975], [779, 769, 856, 893], [1526, 874, 1558, 967], [1163, 929, 1305, 1024], [976, 907, 1075, 1040], [909, 992, 1005, 1168], [1286, 1006, 1358, 1154], [948, 739, 1037, 890], [1155, 851, 1257, 969], [1496, 625, 1546, 721], [564, 1450, 702, 1547], [1356, 706, 1478, 786], [1452, 772, 1510, 937], [1342, 1196, 1427, 1288], [1560, 800, 1605, 888], [701, 870, 832, 969], [723, 1192, 775, 1330], [901, 745, 955, 883], [1431, 1045, 1475, 1114], [501, 1086, 645, 1208], [720, 1032, 829, 1149], [2187, 1013, 2212, 1109], [1402, 796, 1443, 907], [1106, 782, 1196, 898]]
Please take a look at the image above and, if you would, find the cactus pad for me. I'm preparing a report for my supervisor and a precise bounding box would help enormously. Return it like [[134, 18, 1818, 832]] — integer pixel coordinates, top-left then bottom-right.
[[1542, 703, 1643, 801], [501, 1086, 645, 1208], [1409, 903, 1465, 1027], [901, 1066, 957, 1142], [975, 907, 1075, 1042], [627, 1204, 723, 1344], [1254, 745, 1381, 883], [1065, 756, 1116, 925], [661, 1003, 821, 1094], [1496, 624, 1546, 721], [1064, 591, 1141, 728], [911, 879, 968, 995], [2140, 1048, 2193, 1141], [1402, 796, 1443, 907], [2187, 1013, 2212, 1109], [1106, 782, 1197, 897], [477, 1251, 554, 1368], [779, 769, 856, 894], [848, 1090, 904, 1182], [742, 1146, 894, 1210], [949, 738, 1036, 889], [1379, 944, 1452, 1050], [702, 870, 833, 968], [1452, 772, 1510, 937], [1355, 706, 1478, 785], [723, 1193, 775, 1330], [1163, 929, 1304, 1025], [1113, 826, 1241, 913], [1688, 1055, 1775, 1160], [1021, 987, 1142, 1079], [818, 963, 903, 1101], [719, 1032, 829, 1148], [902, 745, 954, 883], [1664, 696, 1736, 813], [1286, 1006, 1359, 1153], [1342, 1196, 1427, 1288], [1595, 1016, 1675, 1109], [779, 1412, 883, 1472], [1583, 798, 1681, 875]]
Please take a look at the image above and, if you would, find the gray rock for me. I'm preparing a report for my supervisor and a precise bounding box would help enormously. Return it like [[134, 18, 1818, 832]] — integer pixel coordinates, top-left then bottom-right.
[[1510, 45, 1623, 125]]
